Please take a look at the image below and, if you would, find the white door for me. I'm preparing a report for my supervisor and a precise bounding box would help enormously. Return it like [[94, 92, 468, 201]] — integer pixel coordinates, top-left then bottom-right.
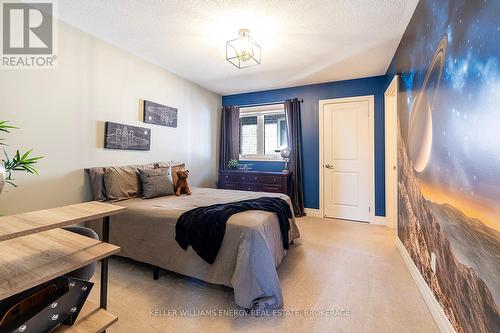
[[322, 99, 371, 222], [385, 76, 398, 228]]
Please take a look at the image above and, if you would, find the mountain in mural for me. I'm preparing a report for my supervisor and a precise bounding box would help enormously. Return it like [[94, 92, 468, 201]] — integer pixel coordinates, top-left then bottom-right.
[[429, 202, 500, 307], [397, 127, 500, 333]]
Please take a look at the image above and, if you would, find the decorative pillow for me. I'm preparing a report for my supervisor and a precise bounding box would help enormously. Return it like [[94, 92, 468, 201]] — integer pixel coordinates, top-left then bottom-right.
[[154, 161, 170, 168], [85, 167, 107, 201], [141, 162, 157, 170], [154, 161, 181, 168], [138, 167, 174, 199], [103, 165, 141, 202], [170, 163, 186, 189]]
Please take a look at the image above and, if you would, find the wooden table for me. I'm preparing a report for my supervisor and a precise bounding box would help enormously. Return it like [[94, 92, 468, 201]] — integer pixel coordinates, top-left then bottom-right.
[[0, 201, 125, 242], [0, 202, 125, 333]]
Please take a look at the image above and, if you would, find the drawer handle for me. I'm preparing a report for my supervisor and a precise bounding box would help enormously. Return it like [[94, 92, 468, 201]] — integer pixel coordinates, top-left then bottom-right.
[[242, 176, 245, 180], [225, 176, 229, 179], [273, 178, 277, 182]]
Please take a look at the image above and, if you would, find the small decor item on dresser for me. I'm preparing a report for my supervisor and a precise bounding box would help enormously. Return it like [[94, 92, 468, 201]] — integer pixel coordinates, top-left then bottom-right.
[[227, 159, 239, 170], [143, 100, 178, 128], [104, 121, 151, 151], [0, 276, 93, 333], [280, 148, 291, 173], [175, 170, 191, 196]]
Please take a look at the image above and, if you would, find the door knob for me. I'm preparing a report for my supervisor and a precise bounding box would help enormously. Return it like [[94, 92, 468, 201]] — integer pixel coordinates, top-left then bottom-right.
[[325, 164, 335, 169]]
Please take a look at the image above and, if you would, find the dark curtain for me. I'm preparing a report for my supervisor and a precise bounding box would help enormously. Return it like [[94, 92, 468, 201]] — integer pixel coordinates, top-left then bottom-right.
[[219, 105, 240, 171], [285, 98, 305, 217]]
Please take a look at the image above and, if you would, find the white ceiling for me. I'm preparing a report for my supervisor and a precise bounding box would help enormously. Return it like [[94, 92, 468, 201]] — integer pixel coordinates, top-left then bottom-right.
[[56, 0, 418, 95]]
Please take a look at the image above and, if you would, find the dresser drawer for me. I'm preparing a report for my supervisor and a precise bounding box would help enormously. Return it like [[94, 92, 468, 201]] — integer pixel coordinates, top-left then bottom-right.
[[218, 171, 291, 196], [242, 175, 281, 184], [219, 173, 239, 181], [261, 175, 282, 184], [241, 174, 263, 183], [219, 181, 239, 190], [239, 183, 262, 192], [239, 174, 259, 182], [262, 184, 283, 193]]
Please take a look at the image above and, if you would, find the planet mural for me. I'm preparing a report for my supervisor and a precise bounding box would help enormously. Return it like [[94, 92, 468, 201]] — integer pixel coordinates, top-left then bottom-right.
[[391, 0, 500, 331], [407, 36, 447, 172]]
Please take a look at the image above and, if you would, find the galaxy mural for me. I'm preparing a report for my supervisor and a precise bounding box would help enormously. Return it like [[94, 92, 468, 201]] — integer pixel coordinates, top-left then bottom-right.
[[386, 0, 500, 332]]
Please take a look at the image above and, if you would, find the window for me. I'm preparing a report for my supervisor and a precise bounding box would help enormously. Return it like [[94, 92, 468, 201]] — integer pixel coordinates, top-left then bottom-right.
[[239, 104, 287, 161]]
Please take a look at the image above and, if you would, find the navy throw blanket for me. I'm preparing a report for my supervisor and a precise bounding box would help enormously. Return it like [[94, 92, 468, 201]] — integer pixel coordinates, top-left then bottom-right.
[[175, 197, 292, 264]]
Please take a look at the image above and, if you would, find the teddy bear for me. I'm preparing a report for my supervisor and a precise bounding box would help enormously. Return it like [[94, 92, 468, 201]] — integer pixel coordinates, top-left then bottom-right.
[[175, 170, 191, 196]]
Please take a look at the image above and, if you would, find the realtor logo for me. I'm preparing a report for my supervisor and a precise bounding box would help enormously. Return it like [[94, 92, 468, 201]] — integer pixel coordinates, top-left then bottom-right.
[[1, 1, 57, 68]]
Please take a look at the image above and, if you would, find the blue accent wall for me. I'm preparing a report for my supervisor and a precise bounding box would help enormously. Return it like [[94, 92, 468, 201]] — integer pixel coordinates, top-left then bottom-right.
[[223, 76, 387, 216]]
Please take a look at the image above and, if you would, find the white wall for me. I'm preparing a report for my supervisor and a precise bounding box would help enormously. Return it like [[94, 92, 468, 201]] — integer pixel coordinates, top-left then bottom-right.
[[0, 20, 221, 214]]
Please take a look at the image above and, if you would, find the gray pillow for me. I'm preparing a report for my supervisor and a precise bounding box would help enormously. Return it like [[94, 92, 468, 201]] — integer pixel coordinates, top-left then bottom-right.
[[138, 167, 174, 199], [85, 167, 107, 201]]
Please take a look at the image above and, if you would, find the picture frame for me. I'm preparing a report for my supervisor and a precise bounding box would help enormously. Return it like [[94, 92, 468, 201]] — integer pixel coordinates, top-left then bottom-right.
[[104, 121, 151, 151], [143, 100, 178, 128]]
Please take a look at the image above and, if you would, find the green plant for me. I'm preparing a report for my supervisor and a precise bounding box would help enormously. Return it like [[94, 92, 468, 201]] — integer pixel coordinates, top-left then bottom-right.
[[1, 121, 43, 187], [3, 149, 43, 186], [0, 120, 18, 146], [227, 159, 239, 170]]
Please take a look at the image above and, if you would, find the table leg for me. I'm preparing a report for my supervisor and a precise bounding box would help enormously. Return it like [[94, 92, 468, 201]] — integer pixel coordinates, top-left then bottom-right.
[[100, 216, 110, 310], [153, 266, 160, 280], [102, 216, 110, 242]]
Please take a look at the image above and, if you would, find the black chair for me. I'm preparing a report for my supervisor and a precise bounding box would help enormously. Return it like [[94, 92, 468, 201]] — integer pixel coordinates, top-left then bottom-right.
[[62, 226, 99, 281]]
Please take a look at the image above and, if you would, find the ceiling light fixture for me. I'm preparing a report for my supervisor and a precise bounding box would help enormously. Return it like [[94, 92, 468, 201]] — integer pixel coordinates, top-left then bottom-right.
[[226, 29, 261, 69]]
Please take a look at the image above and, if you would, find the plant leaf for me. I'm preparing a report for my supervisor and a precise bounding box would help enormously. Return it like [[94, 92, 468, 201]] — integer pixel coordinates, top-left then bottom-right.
[[0, 121, 18, 133], [5, 180, 17, 187], [20, 149, 32, 161]]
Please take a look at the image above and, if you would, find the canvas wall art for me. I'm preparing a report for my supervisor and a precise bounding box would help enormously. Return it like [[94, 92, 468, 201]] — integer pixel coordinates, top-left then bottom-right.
[[386, 0, 500, 332], [143, 100, 178, 127], [104, 121, 151, 151]]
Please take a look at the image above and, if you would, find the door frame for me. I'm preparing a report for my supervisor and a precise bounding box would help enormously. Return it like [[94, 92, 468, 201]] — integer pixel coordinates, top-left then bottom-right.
[[385, 75, 399, 229], [319, 95, 375, 223]]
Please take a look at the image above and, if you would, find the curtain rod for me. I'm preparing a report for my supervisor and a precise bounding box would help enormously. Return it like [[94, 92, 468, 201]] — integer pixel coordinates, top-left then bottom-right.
[[236, 99, 303, 108]]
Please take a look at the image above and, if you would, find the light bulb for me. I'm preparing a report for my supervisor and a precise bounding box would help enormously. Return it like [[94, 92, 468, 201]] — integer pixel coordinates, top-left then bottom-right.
[[234, 37, 254, 61]]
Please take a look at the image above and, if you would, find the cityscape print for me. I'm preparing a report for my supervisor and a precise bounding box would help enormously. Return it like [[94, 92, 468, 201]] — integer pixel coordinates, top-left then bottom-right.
[[143, 100, 178, 127], [104, 121, 151, 151]]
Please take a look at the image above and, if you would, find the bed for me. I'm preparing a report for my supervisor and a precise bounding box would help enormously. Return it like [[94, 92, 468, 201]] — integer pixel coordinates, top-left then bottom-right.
[[89, 187, 300, 310]]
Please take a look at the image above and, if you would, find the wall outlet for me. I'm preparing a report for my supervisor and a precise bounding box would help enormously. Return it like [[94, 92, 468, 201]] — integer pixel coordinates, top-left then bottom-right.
[[431, 252, 437, 273]]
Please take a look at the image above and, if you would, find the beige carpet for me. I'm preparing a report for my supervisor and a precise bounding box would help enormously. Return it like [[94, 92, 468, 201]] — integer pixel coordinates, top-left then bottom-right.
[[88, 216, 439, 333]]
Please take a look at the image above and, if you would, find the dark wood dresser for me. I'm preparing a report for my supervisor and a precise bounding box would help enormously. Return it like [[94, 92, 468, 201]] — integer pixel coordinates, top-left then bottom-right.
[[218, 170, 291, 196]]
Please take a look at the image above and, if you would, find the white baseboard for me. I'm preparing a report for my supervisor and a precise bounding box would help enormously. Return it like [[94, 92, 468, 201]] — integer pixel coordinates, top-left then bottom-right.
[[395, 238, 456, 333], [372, 216, 386, 225], [304, 208, 322, 218]]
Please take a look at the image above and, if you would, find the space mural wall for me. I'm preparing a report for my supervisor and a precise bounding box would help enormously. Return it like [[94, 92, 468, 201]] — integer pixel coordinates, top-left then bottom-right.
[[386, 0, 499, 332]]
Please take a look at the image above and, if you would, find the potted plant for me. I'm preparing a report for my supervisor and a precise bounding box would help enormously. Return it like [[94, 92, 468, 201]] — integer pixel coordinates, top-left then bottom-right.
[[227, 159, 239, 170], [0, 120, 43, 194]]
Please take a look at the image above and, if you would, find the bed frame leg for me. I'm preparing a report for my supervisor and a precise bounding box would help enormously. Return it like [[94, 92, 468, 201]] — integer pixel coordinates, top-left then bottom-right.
[[153, 266, 160, 280]]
